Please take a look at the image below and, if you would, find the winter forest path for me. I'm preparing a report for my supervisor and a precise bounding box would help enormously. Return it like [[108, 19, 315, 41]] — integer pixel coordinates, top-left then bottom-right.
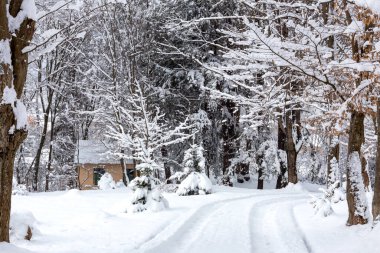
[[134, 191, 311, 253]]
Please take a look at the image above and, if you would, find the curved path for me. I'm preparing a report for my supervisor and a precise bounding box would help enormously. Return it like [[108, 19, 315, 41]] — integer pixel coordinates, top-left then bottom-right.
[[133, 192, 311, 253]]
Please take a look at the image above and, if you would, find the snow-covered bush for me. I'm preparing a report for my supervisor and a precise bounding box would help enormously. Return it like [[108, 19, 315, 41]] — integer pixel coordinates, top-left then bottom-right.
[[310, 196, 334, 217], [12, 178, 28, 196], [146, 188, 169, 212], [98, 172, 116, 190], [310, 181, 343, 217], [10, 211, 39, 241], [128, 162, 168, 212], [176, 144, 213, 195], [218, 174, 234, 187], [168, 171, 187, 184], [160, 183, 179, 193]]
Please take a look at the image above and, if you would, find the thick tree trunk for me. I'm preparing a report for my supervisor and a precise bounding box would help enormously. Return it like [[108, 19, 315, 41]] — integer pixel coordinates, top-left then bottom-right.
[[221, 99, 239, 175], [346, 111, 368, 225], [0, 106, 27, 242], [0, 0, 35, 242], [373, 98, 380, 221]]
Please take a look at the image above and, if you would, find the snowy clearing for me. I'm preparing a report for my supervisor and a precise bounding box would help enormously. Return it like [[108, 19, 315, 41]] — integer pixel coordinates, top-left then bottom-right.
[[3, 184, 380, 253]]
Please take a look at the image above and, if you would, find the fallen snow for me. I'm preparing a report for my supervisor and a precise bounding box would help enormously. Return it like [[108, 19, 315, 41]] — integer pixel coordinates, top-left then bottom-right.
[[6, 183, 380, 253], [10, 211, 40, 241]]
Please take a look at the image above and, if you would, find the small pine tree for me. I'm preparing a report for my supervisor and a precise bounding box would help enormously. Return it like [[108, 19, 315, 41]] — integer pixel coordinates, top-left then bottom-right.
[[129, 162, 168, 212], [177, 144, 212, 195]]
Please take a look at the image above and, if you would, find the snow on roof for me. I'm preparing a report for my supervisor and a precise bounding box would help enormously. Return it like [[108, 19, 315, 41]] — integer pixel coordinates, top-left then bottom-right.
[[76, 140, 133, 165]]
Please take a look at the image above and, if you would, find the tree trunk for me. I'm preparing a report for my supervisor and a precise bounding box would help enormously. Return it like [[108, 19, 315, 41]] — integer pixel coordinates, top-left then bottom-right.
[[327, 137, 340, 187], [0, 106, 27, 242], [257, 164, 264, 190], [161, 146, 171, 182], [346, 111, 368, 225], [0, 0, 35, 242], [45, 116, 56, 192], [373, 98, 380, 221], [221, 99, 239, 175], [32, 101, 51, 191], [286, 110, 300, 184], [286, 112, 298, 184], [276, 118, 287, 189]]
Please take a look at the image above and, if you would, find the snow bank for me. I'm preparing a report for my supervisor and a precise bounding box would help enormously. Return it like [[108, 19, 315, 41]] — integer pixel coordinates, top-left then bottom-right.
[[146, 188, 169, 212], [0, 243, 34, 253], [283, 182, 306, 193], [63, 189, 81, 197], [98, 172, 116, 190], [10, 211, 39, 241]]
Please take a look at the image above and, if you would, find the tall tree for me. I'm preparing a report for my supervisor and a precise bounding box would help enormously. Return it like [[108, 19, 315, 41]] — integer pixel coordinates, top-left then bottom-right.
[[0, 0, 36, 242]]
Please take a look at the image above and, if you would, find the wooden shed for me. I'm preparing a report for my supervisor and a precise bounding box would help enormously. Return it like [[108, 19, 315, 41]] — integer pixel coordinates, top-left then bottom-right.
[[75, 140, 135, 190]]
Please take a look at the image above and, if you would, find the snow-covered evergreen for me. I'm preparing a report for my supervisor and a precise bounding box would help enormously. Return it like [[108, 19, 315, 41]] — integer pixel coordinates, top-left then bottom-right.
[[176, 144, 212, 195], [128, 162, 168, 212]]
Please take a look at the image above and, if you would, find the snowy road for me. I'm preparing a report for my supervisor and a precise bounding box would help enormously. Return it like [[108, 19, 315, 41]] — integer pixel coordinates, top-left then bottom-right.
[[135, 192, 310, 253], [10, 186, 378, 253]]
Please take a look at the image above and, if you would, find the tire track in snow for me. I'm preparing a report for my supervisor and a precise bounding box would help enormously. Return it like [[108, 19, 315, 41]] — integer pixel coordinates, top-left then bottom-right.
[[132, 192, 276, 253], [249, 195, 312, 253], [133, 192, 305, 253]]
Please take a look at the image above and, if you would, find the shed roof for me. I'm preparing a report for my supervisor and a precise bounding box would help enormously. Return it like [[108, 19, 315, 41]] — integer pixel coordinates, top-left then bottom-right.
[[76, 140, 133, 165]]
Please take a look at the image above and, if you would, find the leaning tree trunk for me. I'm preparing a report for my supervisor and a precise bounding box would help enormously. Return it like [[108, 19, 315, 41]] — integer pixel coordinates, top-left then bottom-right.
[[372, 98, 380, 221], [0, 0, 36, 242]]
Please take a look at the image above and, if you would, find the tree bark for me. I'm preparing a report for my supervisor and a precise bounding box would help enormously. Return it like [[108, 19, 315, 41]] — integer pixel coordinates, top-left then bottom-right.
[[286, 110, 298, 184], [346, 111, 368, 225], [221, 99, 239, 175], [161, 146, 171, 183], [276, 118, 287, 189], [327, 137, 340, 187], [0, 0, 35, 242], [373, 98, 380, 221]]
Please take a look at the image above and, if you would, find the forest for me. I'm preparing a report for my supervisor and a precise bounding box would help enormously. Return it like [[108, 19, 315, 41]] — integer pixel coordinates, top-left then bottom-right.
[[1, 0, 380, 252]]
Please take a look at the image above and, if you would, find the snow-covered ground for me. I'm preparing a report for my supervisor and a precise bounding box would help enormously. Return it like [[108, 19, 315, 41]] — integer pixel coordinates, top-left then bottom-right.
[[2, 183, 380, 253]]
